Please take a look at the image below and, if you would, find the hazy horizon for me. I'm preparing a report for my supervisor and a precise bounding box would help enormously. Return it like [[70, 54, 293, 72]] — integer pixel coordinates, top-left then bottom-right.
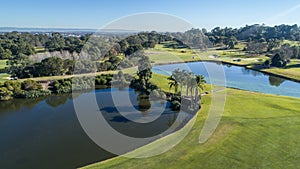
[[1, 22, 300, 33], [1, 0, 300, 30]]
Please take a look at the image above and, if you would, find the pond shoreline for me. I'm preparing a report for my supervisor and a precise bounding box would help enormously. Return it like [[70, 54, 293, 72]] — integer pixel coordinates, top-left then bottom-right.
[[152, 59, 300, 83]]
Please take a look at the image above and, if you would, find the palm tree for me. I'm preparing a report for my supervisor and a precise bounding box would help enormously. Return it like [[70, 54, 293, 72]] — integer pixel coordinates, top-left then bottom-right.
[[195, 75, 206, 92], [171, 68, 185, 94], [177, 69, 189, 96], [188, 74, 197, 97], [173, 69, 183, 93], [188, 75, 205, 109], [168, 75, 179, 93]]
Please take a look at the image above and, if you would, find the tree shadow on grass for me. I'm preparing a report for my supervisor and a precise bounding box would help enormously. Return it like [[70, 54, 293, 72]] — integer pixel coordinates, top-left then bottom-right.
[[285, 64, 300, 69], [251, 63, 300, 70]]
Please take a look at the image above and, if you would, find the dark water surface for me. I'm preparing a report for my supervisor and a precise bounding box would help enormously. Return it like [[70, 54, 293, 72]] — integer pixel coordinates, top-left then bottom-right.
[[0, 88, 191, 169]]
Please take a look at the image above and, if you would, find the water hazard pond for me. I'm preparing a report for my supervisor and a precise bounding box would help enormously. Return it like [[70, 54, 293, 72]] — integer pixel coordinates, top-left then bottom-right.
[[0, 88, 192, 169]]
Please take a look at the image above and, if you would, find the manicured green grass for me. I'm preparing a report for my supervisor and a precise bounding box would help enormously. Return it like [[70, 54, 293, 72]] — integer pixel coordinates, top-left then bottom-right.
[[146, 44, 267, 66], [0, 60, 9, 82], [145, 44, 201, 64], [83, 87, 300, 169], [150, 73, 173, 92], [282, 40, 299, 46], [150, 73, 212, 94], [217, 56, 268, 66], [262, 68, 300, 81], [260, 59, 300, 81], [0, 59, 8, 69], [0, 73, 9, 83], [34, 47, 46, 53]]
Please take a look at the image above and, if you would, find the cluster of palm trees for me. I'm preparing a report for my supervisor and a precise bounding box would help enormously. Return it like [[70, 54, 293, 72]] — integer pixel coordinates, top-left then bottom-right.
[[168, 69, 206, 97]]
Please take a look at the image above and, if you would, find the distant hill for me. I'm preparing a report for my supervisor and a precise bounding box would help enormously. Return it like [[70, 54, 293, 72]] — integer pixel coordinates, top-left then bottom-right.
[[0, 27, 138, 34], [0, 27, 97, 33]]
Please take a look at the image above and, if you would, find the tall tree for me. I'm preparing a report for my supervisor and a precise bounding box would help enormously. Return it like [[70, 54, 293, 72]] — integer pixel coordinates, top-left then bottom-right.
[[267, 39, 280, 52], [168, 75, 179, 93], [137, 54, 152, 84]]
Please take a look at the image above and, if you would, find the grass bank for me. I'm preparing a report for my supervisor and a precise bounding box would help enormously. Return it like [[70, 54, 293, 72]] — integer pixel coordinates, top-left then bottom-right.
[[259, 59, 300, 82]]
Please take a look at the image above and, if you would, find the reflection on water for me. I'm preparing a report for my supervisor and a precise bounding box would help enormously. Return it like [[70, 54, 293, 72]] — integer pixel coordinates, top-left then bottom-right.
[[241, 67, 264, 77], [45, 95, 69, 107], [0, 88, 193, 169], [137, 93, 151, 113], [0, 94, 72, 114], [268, 76, 285, 87], [96, 88, 194, 138]]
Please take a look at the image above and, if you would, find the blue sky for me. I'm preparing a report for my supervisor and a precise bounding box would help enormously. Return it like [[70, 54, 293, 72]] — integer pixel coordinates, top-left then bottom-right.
[[1, 0, 300, 30]]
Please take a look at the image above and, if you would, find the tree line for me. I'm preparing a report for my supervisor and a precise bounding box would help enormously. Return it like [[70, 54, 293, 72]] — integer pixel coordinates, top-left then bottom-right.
[[0, 31, 92, 59], [0, 74, 114, 101], [206, 24, 300, 44]]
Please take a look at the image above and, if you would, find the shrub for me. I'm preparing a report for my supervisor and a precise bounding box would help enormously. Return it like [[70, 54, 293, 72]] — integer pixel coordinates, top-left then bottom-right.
[[3, 81, 23, 96], [20, 90, 51, 99], [22, 80, 43, 91], [170, 100, 181, 111], [271, 53, 287, 68], [160, 91, 167, 100], [150, 89, 161, 100], [264, 60, 270, 67], [95, 74, 113, 86], [51, 79, 72, 94], [171, 95, 181, 102], [4, 81, 22, 91], [0, 87, 13, 100]]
